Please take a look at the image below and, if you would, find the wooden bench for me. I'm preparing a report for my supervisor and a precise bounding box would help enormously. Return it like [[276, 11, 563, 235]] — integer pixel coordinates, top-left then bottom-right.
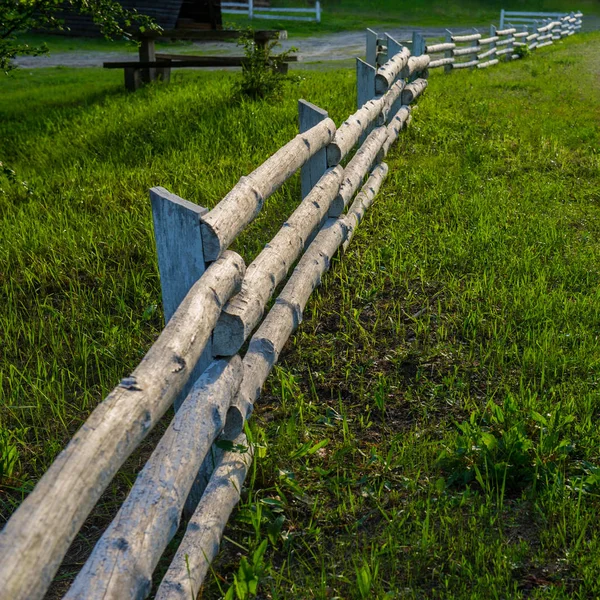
[[104, 29, 290, 91]]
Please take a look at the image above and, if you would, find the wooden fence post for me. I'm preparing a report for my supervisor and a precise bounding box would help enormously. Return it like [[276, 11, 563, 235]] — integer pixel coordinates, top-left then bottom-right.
[[139, 38, 156, 84], [356, 57, 376, 109], [444, 30, 453, 74], [299, 100, 329, 200], [366, 28, 379, 67], [490, 24, 497, 59], [500, 8, 505, 29], [472, 28, 480, 67], [150, 187, 217, 517]]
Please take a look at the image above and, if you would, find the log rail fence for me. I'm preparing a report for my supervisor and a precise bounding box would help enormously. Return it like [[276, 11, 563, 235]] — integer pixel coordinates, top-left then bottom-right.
[[0, 10, 586, 600]]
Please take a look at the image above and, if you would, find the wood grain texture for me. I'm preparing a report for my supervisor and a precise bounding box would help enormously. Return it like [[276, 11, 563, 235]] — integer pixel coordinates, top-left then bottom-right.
[[233, 217, 349, 424], [400, 78, 428, 105], [343, 163, 389, 251], [64, 358, 244, 600], [0, 251, 245, 600], [425, 42, 455, 54], [326, 97, 385, 166], [155, 433, 253, 600], [335, 127, 389, 212], [201, 118, 336, 261], [381, 105, 411, 157], [378, 78, 406, 124], [299, 100, 329, 200], [451, 32, 481, 42], [212, 166, 344, 357], [375, 46, 411, 94]]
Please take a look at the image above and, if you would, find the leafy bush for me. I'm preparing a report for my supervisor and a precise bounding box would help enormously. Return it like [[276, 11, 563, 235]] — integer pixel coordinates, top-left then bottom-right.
[[234, 31, 297, 100]]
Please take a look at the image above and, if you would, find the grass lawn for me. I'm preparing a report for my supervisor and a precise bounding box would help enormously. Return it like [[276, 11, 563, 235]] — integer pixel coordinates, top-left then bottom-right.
[[2, 32, 600, 599]]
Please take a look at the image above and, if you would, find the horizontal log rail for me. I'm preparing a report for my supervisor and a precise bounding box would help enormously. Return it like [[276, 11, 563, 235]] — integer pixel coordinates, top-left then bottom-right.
[[0, 10, 584, 597]]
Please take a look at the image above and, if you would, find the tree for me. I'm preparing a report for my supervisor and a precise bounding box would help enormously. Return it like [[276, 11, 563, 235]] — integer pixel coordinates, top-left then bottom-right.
[[1, 0, 159, 72]]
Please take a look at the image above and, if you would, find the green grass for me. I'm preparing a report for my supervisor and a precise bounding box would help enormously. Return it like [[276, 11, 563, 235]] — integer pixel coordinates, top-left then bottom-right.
[[1, 33, 600, 599], [227, 0, 600, 35]]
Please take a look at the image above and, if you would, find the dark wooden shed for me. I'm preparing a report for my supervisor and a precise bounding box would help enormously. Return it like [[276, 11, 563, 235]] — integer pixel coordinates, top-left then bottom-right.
[[59, 0, 222, 37]]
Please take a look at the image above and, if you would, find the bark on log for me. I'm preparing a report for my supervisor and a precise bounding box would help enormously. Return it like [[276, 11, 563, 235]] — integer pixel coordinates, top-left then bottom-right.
[[528, 42, 539, 50], [477, 47, 497, 60], [400, 78, 428, 105], [0, 252, 245, 600], [536, 41, 553, 48], [495, 47, 513, 57], [453, 59, 479, 69], [537, 34, 553, 41], [477, 59, 499, 69], [478, 36, 499, 44], [425, 42, 455, 53], [527, 33, 540, 41], [378, 78, 406, 124], [343, 163, 389, 251], [400, 54, 431, 78], [155, 433, 253, 600], [232, 217, 349, 424], [496, 37, 515, 46], [374, 46, 411, 94], [201, 119, 336, 261], [335, 127, 389, 212], [326, 98, 385, 166], [513, 31, 529, 38], [381, 105, 411, 157], [64, 358, 244, 600], [451, 33, 481, 42], [212, 166, 344, 357], [429, 57, 455, 68], [453, 46, 479, 56], [496, 27, 517, 35]]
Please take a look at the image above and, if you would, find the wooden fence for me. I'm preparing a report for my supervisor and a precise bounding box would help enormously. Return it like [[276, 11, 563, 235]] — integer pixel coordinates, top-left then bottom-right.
[[222, 0, 322, 23], [364, 11, 583, 75], [0, 11, 585, 599]]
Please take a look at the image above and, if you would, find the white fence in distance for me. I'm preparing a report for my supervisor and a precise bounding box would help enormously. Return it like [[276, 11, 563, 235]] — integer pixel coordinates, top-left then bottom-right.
[[222, 0, 322, 22], [500, 8, 576, 29]]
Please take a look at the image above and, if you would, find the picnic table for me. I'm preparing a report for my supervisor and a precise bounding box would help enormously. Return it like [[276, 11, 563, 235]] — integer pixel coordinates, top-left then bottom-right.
[[104, 29, 292, 91]]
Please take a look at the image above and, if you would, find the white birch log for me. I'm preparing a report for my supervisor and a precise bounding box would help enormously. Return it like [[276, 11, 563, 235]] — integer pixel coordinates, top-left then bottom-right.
[[453, 46, 479, 56], [381, 105, 411, 157], [496, 27, 517, 35], [64, 357, 244, 600], [400, 54, 431, 78], [513, 31, 529, 38], [527, 33, 540, 41], [0, 251, 245, 600], [451, 33, 481, 42], [155, 433, 253, 600], [374, 46, 411, 94], [452, 59, 479, 69], [425, 42, 455, 53], [477, 47, 497, 60], [335, 127, 389, 212], [232, 217, 349, 424], [477, 59, 499, 69], [537, 33, 553, 41], [343, 163, 389, 251], [478, 35, 499, 44], [495, 47, 514, 56], [326, 98, 385, 166], [496, 37, 515, 46], [378, 78, 406, 124], [429, 57, 455, 68], [528, 42, 539, 50], [201, 119, 336, 261], [536, 41, 553, 48], [212, 166, 344, 357], [401, 78, 428, 105]]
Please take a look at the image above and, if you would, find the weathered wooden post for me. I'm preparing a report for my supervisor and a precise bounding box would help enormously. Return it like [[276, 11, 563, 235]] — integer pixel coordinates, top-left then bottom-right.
[[444, 30, 453, 74], [299, 99, 329, 200], [500, 8, 506, 30], [490, 24, 497, 60], [366, 28, 379, 67], [356, 57, 376, 109], [472, 28, 480, 67], [150, 187, 218, 516], [139, 37, 156, 84]]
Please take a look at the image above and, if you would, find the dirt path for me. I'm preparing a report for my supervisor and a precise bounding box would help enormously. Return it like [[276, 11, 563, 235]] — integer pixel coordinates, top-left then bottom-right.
[[15, 19, 599, 69]]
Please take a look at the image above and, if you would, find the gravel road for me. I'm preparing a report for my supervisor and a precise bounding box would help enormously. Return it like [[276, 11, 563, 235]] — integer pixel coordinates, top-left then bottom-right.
[[14, 18, 599, 69]]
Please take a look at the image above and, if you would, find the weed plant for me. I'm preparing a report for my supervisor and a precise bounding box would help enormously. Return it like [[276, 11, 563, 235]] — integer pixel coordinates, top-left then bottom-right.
[[1, 34, 600, 598]]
